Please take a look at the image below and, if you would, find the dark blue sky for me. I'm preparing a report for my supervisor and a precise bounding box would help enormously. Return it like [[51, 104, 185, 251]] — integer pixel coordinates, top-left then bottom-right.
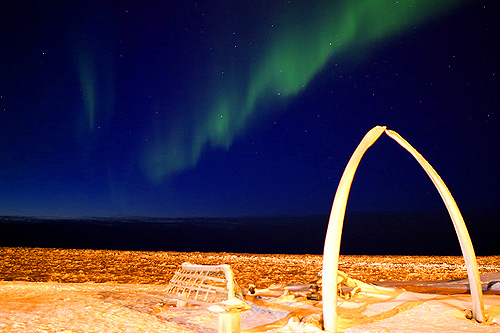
[[0, 0, 498, 218]]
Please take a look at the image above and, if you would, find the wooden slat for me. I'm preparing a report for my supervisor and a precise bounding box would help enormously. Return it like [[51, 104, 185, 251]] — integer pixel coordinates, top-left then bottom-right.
[[164, 293, 212, 306], [168, 282, 227, 294], [165, 263, 244, 306], [174, 271, 226, 283]]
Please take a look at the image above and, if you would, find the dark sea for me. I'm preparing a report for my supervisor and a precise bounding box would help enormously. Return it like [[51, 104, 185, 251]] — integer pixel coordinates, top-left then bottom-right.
[[0, 213, 497, 255]]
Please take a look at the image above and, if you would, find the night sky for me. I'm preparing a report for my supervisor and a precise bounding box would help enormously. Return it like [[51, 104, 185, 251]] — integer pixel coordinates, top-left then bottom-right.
[[1, 0, 498, 218]]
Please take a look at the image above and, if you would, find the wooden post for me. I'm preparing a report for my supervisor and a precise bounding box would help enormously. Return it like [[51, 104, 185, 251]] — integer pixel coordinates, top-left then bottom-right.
[[176, 299, 187, 307], [209, 297, 250, 333], [218, 310, 242, 333]]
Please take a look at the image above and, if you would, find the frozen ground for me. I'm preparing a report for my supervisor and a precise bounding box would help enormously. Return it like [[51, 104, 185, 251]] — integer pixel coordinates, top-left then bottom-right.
[[2, 248, 500, 287], [1, 249, 499, 332], [1, 276, 499, 332]]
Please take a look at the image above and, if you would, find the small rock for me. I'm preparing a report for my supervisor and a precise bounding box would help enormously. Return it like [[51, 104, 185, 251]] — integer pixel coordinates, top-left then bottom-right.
[[488, 281, 500, 291], [301, 313, 324, 329]]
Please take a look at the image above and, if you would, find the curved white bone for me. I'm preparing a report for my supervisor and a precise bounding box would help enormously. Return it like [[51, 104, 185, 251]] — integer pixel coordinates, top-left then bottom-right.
[[322, 126, 484, 332]]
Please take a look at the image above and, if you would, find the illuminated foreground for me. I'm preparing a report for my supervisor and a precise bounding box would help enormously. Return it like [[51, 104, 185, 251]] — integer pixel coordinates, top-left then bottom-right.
[[0, 275, 499, 332], [1, 248, 500, 332]]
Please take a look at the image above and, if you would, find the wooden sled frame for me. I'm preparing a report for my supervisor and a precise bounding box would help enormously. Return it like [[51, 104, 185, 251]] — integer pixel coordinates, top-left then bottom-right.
[[165, 263, 249, 333], [322, 126, 485, 332], [165, 263, 244, 306]]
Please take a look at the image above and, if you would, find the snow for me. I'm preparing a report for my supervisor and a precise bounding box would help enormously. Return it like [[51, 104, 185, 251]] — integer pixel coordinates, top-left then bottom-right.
[[1, 278, 499, 332], [0, 282, 191, 333]]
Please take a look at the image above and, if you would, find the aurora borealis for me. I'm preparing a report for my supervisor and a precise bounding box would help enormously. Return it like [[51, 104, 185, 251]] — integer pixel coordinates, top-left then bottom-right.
[[0, 0, 498, 218], [142, 0, 465, 182]]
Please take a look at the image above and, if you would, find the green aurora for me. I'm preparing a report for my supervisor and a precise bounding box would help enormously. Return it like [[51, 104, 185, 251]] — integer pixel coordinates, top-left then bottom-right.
[[73, 3, 116, 143], [142, 0, 465, 184], [77, 52, 96, 133]]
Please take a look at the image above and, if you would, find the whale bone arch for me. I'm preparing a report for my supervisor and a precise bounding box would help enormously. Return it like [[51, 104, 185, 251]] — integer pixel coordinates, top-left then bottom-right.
[[322, 125, 484, 332]]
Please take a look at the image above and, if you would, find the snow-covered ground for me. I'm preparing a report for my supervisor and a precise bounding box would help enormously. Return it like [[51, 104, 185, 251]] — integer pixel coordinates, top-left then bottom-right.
[[1, 249, 499, 332], [1, 276, 499, 332]]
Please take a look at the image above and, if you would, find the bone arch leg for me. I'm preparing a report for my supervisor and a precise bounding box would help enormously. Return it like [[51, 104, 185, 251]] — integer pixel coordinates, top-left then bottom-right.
[[322, 126, 484, 332]]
